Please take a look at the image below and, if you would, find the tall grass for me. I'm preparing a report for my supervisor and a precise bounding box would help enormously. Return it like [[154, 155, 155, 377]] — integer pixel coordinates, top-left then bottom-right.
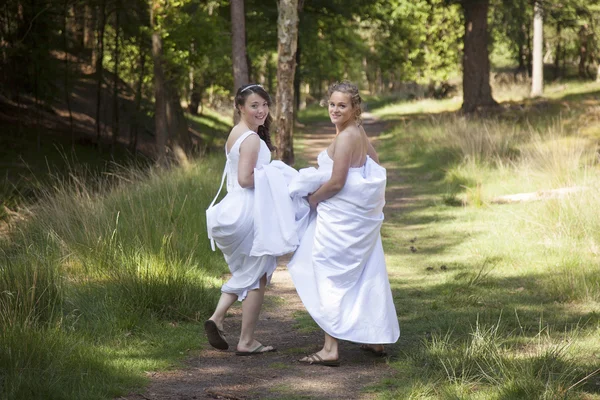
[[368, 81, 600, 399], [420, 318, 590, 399], [0, 157, 228, 399]]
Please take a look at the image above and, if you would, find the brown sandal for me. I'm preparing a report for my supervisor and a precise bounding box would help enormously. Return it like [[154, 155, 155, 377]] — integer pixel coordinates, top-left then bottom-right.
[[299, 353, 340, 367]]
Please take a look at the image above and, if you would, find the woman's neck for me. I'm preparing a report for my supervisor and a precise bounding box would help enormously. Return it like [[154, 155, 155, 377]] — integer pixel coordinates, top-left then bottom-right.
[[240, 118, 259, 133]]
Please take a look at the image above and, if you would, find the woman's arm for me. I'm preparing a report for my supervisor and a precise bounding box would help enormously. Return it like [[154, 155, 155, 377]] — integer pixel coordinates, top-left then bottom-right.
[[367, 140, 380, 164], [308, 133, 354, 208], [360, 126, 380, 164], [237, 134, 261, 188]]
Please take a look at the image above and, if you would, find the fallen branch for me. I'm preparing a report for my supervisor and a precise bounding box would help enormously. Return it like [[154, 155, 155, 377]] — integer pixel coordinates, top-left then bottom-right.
[[491, 186, 587, 204]]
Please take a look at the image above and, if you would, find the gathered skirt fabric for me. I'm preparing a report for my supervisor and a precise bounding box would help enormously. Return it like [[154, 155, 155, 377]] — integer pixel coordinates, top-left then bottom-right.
[[287, 153, 400, 344], [207, 160, 301, 301], [207, 186, 277, 300]]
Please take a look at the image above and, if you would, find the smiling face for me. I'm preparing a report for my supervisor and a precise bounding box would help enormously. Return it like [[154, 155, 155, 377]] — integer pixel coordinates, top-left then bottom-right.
[[328, 91, 355, 127], [239, 93, 269, 128]]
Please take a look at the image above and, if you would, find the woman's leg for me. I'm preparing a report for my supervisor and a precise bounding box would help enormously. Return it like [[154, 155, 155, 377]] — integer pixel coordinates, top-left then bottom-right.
[[300, 332, 339, 362], [208, 292, 238, 331], [237, 274, 274, 352]]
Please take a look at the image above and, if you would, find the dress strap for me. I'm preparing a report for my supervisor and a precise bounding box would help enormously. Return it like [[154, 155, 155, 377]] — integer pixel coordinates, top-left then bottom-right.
[[227, 130, 257, 156], [207, 159, 229, 251]]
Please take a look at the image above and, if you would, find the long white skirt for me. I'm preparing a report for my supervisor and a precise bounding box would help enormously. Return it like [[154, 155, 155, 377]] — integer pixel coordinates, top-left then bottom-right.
[[287, 158, 400, 344], [207, 187, 277, 300], [207, 161, 300, 301]]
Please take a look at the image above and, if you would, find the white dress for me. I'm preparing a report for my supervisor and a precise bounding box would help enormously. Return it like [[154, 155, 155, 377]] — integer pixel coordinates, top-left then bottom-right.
[[206, 131, 277, 301], [287, 150, 400, 344]]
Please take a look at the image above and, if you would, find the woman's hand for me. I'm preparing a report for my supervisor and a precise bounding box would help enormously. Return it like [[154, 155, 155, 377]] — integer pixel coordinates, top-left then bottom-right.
[[308, 194, 319, 210]]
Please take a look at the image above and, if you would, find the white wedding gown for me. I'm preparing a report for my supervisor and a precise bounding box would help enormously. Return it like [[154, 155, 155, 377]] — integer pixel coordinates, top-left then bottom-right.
[[205, 131, 278, 301], [287, 150, 400, 344]]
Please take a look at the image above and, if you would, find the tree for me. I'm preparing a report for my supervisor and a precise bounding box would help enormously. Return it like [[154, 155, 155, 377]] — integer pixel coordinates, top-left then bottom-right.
[[95, 0, 107, 143], [150, 0, 191, 166], [490, 0, 532, 75], [275, 0, 300, 166], [531, 0, 544, 96], [151, 1, 169, 165], [460, 0, 497, 112], [231, 0, 250, 92]]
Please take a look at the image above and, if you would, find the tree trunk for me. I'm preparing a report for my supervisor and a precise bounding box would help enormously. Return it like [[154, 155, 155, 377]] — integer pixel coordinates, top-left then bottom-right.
[[554, 21, 561, 79], [73, 3, 85, 49], [578, 24, 589, 78], [151, 1, 191, 166], [230, 0, 249, 91], [294, 41, 301, 113], [461, 0, 497, 113], [188, 79, 202, 115], [95, 0, 106, 145], [266, 53, 274, 93], [112, 6, 120, 148], [130, 42, 145, 153], [166, 89, 193, 165], [63, 0, 74, 145], [84, 5, 96, 55], [531, 0, 543, 97], [275, 0, 299, 165], [151, 2, 168, 166], [188, 42, 202, 115]]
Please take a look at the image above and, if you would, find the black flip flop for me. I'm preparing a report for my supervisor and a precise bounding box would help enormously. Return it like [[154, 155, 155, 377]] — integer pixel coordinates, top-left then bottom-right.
[[235, 344, 277, 356], [204, 320, 228, 350]]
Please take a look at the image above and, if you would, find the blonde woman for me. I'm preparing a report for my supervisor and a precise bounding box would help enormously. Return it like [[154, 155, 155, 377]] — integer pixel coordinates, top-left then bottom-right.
[[288, 81, 400, 366]]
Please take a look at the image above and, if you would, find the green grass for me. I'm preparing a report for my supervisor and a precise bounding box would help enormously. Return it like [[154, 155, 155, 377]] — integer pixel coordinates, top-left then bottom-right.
[[357, 80, 600, 399], [291, 310, 320, 334], [0, 156, 229, 399]]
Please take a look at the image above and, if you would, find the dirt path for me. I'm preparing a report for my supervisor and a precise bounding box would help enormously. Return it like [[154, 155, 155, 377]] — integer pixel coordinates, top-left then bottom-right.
[[120, 113, 406, 400]]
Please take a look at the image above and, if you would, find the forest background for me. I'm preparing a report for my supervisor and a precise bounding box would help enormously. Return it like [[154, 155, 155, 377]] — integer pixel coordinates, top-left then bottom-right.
[[2, 0, 600, 399]]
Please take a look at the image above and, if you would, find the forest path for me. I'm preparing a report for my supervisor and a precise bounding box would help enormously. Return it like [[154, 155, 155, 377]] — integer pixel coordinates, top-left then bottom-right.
[[120, 112, 409, 400]]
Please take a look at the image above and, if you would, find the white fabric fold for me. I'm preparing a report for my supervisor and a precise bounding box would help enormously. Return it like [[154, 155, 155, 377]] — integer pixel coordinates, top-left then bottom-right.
[[287, 151, 400, 344], [251, 160, 300, 256], [205, 131, 278, 301]]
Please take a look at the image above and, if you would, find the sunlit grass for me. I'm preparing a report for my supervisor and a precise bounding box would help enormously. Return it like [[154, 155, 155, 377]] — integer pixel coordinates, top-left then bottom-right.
[[0, 157, 228, 399], [373, 97, 462, 120], [359, 80, 600, 399]]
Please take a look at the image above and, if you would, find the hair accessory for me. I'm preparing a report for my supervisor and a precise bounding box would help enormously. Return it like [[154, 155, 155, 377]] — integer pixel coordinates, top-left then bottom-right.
[[240, 84, 263, 93]]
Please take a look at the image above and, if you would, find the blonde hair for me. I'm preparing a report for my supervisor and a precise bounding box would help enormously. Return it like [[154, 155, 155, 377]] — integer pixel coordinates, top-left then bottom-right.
[[326, 81, 362, 126]]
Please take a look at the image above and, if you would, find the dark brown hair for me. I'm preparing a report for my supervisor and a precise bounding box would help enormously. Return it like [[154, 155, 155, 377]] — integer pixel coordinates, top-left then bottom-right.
[[234, 84, 276, 152], [326, 81, 363, 126]]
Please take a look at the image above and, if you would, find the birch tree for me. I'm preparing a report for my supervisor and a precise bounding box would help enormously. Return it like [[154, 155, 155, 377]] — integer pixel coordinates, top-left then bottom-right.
[[275, 0, 300, 165], [531, 0, 544, 96]]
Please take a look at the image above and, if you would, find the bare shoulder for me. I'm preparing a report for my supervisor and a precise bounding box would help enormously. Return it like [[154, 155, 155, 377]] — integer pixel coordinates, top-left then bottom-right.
[[339, 124, 362, 138], [227, 126, 258, 150], [335, 125, 362, 145]]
